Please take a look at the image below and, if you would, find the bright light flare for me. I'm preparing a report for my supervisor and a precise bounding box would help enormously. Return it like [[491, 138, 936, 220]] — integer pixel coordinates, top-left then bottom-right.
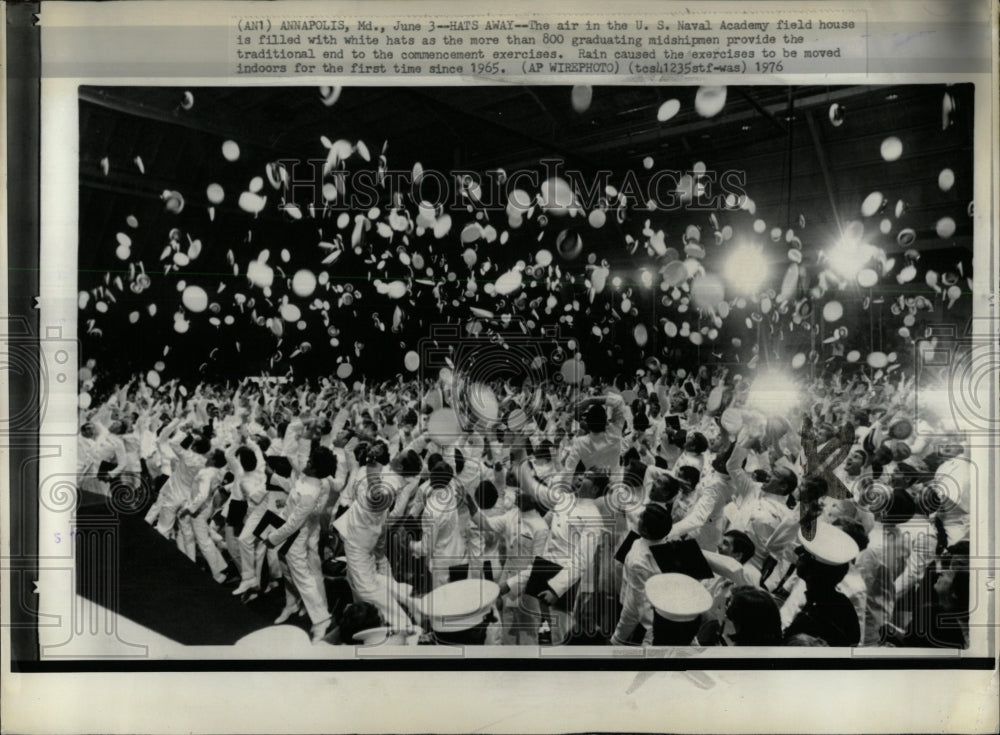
[[724, 243, 768, 293], [827, 236, 877, 279], [745, 369, 802, 417]]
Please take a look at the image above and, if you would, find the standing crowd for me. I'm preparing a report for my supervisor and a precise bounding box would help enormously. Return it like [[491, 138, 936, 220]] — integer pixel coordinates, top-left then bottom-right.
[[77, 363, 972, 648]]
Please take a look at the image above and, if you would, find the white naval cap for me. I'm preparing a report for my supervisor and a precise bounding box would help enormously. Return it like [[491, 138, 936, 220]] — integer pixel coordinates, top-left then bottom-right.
[[419, 579, 500, 633], [350, 626, 390, 646], [644, 573, 714, 623], [701, 550, 748, 586], [798, 521, 860, 565]]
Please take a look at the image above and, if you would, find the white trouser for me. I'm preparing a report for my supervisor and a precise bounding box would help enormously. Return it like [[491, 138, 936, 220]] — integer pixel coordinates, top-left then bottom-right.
[[342, 535, 413, 632], [183, 504, 228, 575], [237, 501, 268, 586], [611, 581, 652, 646], [280, 518, 329, 626]]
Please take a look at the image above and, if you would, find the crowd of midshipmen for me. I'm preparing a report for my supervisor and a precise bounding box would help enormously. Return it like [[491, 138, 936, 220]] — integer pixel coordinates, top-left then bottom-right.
[[77, 366, 971, 647]]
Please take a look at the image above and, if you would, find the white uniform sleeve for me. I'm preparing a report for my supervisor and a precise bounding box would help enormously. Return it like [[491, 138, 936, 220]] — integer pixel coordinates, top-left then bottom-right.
[[547, 517, 601, 598]]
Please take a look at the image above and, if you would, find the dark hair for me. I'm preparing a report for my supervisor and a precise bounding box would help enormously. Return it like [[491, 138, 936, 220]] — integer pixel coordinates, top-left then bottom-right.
[[686, 432, 709, 454], [771, 466, 799, 496], [191, 437, 211, 455], [255, 435, 271, 454], [726, 586, 782, 645], [803, 557, 850, 589], [799, 475, 828, 503], [363, 441, 390, 467], [638, 502, 673, 540], [476, 480, 499, 511], [711, 443, 736, 476], [209, 449, 227, 469], [429, 461, 454, 489], [534, 440, 554, 463], [452, 448, 465, 475], [584, 403, 607, 433], [236, 446, 257, 472], [882, 487, 917, 526], [632, 411, 650, 433], [309, 446, 337, 478], [724, 530, 756, 564], [515, 491, 538, 514], [675, 465, 701, 492], [622, 447, 642, 466], [833, 518, 870, 552], [784, 633, 829, 647]]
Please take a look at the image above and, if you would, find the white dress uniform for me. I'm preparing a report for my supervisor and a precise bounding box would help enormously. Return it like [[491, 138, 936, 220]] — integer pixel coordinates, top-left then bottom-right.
[[413, 479, 468, 590], [269, 474, 332, 632], [505, 495, 606, 645], [932, 455, 971, 548], [475, 505, 550, 644], [561, 394, 629, 473], [332, 467, 416, 632], [667, 471, 736, 551], [157, 439, 204, 542], [178, 466, 229, 579], [233, 443, 269, 592], [611, 537, 669, 646]]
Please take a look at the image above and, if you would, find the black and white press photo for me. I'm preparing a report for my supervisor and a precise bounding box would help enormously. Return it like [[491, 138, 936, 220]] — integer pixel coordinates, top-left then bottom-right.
[[70, 83, 980, 656]]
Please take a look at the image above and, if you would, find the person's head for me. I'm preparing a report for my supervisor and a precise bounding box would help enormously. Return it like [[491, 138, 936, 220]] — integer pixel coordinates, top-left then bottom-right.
[[208, 449, 227, 469], [236, 446, 257, 473], [306, 446, 337, 478], [428, 461, 454, 490], [109, 420, 126, 436], [583, 403, 607, 434], [391, 449, 423, 478], [675, 465, 701, 494], [648, 472, 684, 505], [794, 548, 850, 589], [191, 436, 212, 456], [399, 409, 419, 431], [718, 530, 755, 564], [711, 443, 737, 476], [815, 423, 836, 444], [785, 633, 829, 647], [684, 431, 708, 455], [762, 465, 798, 497], [724, 586, 782, 645], [889, 440, 911, 463], [515, 489, 539, 514], [367, 440, 390, 467], [637, 502, 673, 541], [832, 517, 870, 552], [575, 472, 609, 500], [475, 480, 499, 511], [871, 444, 894, 468], [670, 394, 689, 414], [890, 462, 928, 493], [647, 400, 661, 419], [844, 448, 868, 476], [80, 422, 96, 440], [534, 439, 554, 463], [707, 428, 729, 454], [798, 474, 828, 504]]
